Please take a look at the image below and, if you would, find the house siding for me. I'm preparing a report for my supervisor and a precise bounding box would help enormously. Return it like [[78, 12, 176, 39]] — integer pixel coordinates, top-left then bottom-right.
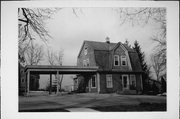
[[136, 74, 143, 94], [99, 73, 122, 93], [94, 50, 110, 70], [77, 43, 96, 67]]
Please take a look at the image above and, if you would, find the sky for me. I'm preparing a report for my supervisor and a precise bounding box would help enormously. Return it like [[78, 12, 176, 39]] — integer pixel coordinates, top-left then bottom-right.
[[32, 8, 162, 89]]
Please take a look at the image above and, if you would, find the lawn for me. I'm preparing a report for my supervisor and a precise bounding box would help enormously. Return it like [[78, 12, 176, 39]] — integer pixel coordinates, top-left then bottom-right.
[[19, 92, 166, 112]]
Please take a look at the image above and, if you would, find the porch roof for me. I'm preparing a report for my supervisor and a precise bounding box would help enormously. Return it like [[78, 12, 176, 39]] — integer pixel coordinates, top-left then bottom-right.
[[24, 65, 99, 74]]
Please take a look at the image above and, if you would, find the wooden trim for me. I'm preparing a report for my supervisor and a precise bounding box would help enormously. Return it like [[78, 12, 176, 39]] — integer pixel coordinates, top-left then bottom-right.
[[27, 71, 30, 95], [140, 74, 143, 91], [97, 73, 100, 93]]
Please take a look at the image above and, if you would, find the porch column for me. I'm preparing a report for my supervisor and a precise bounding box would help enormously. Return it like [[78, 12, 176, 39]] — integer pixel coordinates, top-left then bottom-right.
[[27, 71, 30, 95], [49, 74, 52, 94], [56, 71, 60, 94], [97, 73, 100, 93], [89, 78, 91, 92]]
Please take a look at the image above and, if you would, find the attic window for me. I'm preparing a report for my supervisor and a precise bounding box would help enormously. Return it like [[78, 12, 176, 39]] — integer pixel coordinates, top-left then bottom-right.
[[121, 56, 127, 66], [84, 47, 88, 55], [114, 55, 119, 66]]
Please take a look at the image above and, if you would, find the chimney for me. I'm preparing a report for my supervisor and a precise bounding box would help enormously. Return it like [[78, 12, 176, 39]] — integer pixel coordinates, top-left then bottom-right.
[[105, 37, 110, 44]]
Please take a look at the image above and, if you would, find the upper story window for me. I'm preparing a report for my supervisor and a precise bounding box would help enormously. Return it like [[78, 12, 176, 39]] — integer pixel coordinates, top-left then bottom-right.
[[83, 60, 86, 66], [83, 59, 89, 67], [114, 55, 119, 66], [84, 47, 88, 55], [86, 58, 90, 66], [121, 56, 127, 66]]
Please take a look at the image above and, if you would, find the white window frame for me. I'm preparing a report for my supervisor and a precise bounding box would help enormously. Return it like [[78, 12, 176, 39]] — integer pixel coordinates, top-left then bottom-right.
[[114, 55, 119, 66], [121, 56, 127, 66], [106, 74, 113, 88], [122, 75, 129, 89], [84, 47, 88, 55], [91, 76, 96, 88]]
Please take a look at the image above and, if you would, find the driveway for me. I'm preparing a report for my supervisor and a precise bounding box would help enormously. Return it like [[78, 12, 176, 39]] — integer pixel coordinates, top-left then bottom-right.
[[19, 92, 166, 112]]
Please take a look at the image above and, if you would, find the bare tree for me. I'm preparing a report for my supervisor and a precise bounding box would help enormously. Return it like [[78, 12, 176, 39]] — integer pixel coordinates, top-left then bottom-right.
[[18, 8, 60, 42], [116, 8, 166, 79], [47, 49, 56, 65], [46, 49, 64, 94], [151, 54, 166, 81], [54, 50, 64, 94], [18, 8, 60, 64], [25, 41, 44, 65], [54, 50, 64, 65]]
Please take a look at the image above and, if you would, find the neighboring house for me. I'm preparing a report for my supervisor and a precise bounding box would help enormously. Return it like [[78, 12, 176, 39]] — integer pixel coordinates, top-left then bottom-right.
[[18, 62, 26, 95], [75, 38, 143, 94]]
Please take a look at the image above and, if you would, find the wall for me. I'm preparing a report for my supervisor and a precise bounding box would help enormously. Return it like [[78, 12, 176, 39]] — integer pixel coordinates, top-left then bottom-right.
[[99, 73, 142, 94], [99, 73, 122, 93], [77, 43, 96, 67]]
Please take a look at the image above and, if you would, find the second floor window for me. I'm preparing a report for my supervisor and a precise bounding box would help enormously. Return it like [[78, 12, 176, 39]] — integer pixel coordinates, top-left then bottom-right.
[[83, 60, 86, 66], [83, 59, 89, 67], [121, 56, 127, 66], [84, 47, 88, 55], [114, 55, 119, 66], [87, 59, 90, 66]]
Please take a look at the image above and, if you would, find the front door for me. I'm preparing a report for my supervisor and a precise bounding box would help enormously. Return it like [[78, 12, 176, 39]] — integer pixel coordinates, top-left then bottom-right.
[[122, 75, 129, 90]]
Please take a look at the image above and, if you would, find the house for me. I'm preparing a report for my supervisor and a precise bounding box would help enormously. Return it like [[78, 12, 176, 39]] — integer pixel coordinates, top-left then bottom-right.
[[74, 37, 143, 94]]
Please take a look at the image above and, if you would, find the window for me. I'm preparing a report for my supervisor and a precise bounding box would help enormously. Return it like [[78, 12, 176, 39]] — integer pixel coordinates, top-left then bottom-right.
[[130, 75, 136, 90], [83, 60, 86, 66], [121, 56, 127, 66], [91, 76, 96, 88], [122, 75, 129, 89], [86, 59, 90, 66], [114, 55, 119, 66], [83, 59, 89, 67], [21, 78, 24, 83], [74, 79, 78, 85], [84, 47, 88, 55], [106, 74, 113, 88]]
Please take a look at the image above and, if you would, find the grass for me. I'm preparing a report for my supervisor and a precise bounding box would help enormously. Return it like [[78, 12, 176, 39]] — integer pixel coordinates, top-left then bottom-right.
[[19, 108, 69, 112], [91, 103, 166, 112]]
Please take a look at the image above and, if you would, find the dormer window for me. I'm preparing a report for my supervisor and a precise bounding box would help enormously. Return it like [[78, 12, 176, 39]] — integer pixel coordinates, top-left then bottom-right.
[[84, 47, 88, 55], [114, 55, 119, 66], [121, 56, 127, 66]]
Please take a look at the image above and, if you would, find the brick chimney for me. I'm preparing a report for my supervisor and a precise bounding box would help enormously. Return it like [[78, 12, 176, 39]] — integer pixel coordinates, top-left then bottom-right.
[[106, 37, 110, 44]]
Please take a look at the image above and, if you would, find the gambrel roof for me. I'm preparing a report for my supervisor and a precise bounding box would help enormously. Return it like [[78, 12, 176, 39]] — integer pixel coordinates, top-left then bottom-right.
[[78, 40, 142, 72]]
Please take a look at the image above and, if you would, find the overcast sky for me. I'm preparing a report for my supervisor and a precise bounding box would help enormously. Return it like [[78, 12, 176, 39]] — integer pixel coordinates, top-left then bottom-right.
[[35, 8, 161, 89]]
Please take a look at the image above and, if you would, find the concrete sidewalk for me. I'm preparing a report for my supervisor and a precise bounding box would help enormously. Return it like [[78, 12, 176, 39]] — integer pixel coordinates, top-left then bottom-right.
[[66, 108, 99, 112]]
